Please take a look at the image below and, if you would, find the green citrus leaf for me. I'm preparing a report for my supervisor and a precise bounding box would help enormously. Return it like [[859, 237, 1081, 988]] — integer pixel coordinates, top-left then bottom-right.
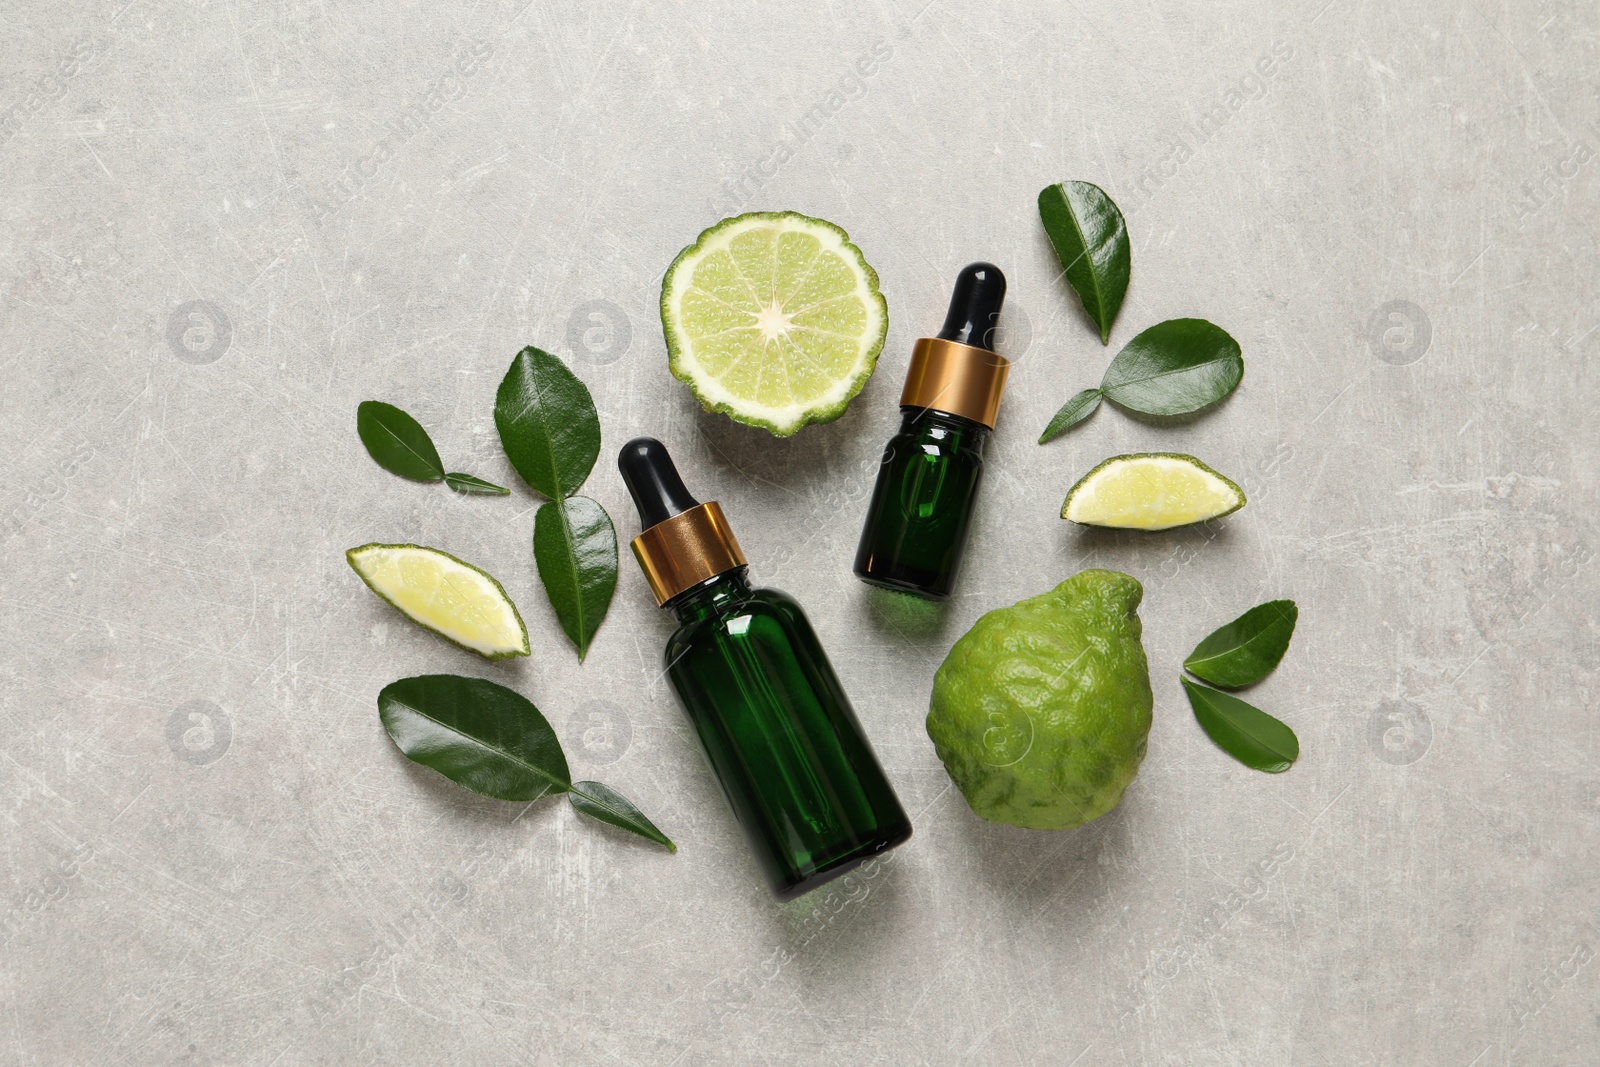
[[1185, 600, 1298, 688], [533, 495, 617, 661], [444, 472, 510, 495], [1038, 181, 1130, 344], [378, 675, 572, 801], [494, 346, 601, 499], [357, 400, 445, 482], [1039, 388, 1103, 443], [1100, 319, 1243, 417], [1181, 677, 1298, 773], [568, 781, 676, 852]]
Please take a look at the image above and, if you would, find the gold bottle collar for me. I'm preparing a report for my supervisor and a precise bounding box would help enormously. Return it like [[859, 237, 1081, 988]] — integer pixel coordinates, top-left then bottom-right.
[[629, 501, 747, 606], [898, 337, 1010, 429]]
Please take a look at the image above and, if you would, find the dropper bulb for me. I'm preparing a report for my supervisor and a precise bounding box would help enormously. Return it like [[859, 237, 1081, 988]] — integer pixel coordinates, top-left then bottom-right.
[[618, 437, 701, 529], [936, 262, 1008, 351]]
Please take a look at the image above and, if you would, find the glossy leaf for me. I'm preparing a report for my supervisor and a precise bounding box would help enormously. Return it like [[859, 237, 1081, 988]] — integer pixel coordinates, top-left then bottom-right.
[[444, 472, 510, 496], [494, 346, 601, 499], [378, 674, 571, 801], [533, 495, 618, 661], [569, 781, 676, 852], [1038, 181, 1130, 344], [1185, 600, 1298, 688], [357, 400, 445, 482], [1039, 388, 1103, 443], [1100, 319, 1243, 417], [1181, 677, 1299, 773]]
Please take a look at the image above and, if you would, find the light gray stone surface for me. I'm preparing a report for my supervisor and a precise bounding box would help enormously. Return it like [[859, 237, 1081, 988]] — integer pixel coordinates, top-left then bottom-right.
[[2, 0, 1596, 1063]]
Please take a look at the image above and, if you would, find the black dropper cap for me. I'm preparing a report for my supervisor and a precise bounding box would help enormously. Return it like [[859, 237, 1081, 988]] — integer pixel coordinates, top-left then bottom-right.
[[618, 437, 701, 530], [935, 262, 1007, 351]]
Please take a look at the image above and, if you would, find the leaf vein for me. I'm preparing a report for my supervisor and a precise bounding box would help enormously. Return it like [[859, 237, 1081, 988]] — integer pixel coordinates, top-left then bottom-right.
[[387, 698, 568, 793]]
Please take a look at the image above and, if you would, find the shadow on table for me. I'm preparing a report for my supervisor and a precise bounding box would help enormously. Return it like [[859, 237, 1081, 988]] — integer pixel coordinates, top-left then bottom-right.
[[858, 584, 956, 643], [688, 371, 885, 501], [945, 788, 1139, 920], [750, 841, 914, 1004]]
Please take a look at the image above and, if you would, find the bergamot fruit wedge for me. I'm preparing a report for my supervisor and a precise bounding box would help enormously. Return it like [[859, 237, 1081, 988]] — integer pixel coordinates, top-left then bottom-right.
[[1062, 452, 1245, 531], [347, 543, 529, 660]]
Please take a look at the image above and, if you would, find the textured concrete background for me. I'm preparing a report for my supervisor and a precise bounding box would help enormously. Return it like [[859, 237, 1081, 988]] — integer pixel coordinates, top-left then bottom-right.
[[2, 0, 1596, 1063]]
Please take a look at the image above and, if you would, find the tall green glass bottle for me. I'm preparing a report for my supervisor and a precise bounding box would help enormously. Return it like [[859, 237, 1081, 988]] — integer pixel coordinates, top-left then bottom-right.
[[854, 263, 1011, 600], [619, 437, 911, 900]]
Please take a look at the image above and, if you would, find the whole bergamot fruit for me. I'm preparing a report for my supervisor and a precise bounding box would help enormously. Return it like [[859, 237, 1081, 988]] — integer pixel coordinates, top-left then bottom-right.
[[927, 569, 1153, 830]]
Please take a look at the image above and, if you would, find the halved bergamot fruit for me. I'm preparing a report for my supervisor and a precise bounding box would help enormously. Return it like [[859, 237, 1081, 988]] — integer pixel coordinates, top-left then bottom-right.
[[660, 211, 887, 437], [1062, 453, 1245, 531], [347, 543, 529, 659]]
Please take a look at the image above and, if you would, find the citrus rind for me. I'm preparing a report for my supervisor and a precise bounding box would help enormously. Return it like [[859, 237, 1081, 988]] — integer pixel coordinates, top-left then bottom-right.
[[661, 211, 887, 437]]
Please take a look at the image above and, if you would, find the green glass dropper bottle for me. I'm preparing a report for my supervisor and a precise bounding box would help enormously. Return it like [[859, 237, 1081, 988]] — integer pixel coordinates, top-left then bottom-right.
[[854, 262, 1010, 600], [619, 437, 912, 901]]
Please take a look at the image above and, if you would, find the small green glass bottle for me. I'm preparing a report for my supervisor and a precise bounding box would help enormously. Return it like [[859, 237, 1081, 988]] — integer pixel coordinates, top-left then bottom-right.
[[619, 437, 912, 901], [855, 263, 1010, 600]]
